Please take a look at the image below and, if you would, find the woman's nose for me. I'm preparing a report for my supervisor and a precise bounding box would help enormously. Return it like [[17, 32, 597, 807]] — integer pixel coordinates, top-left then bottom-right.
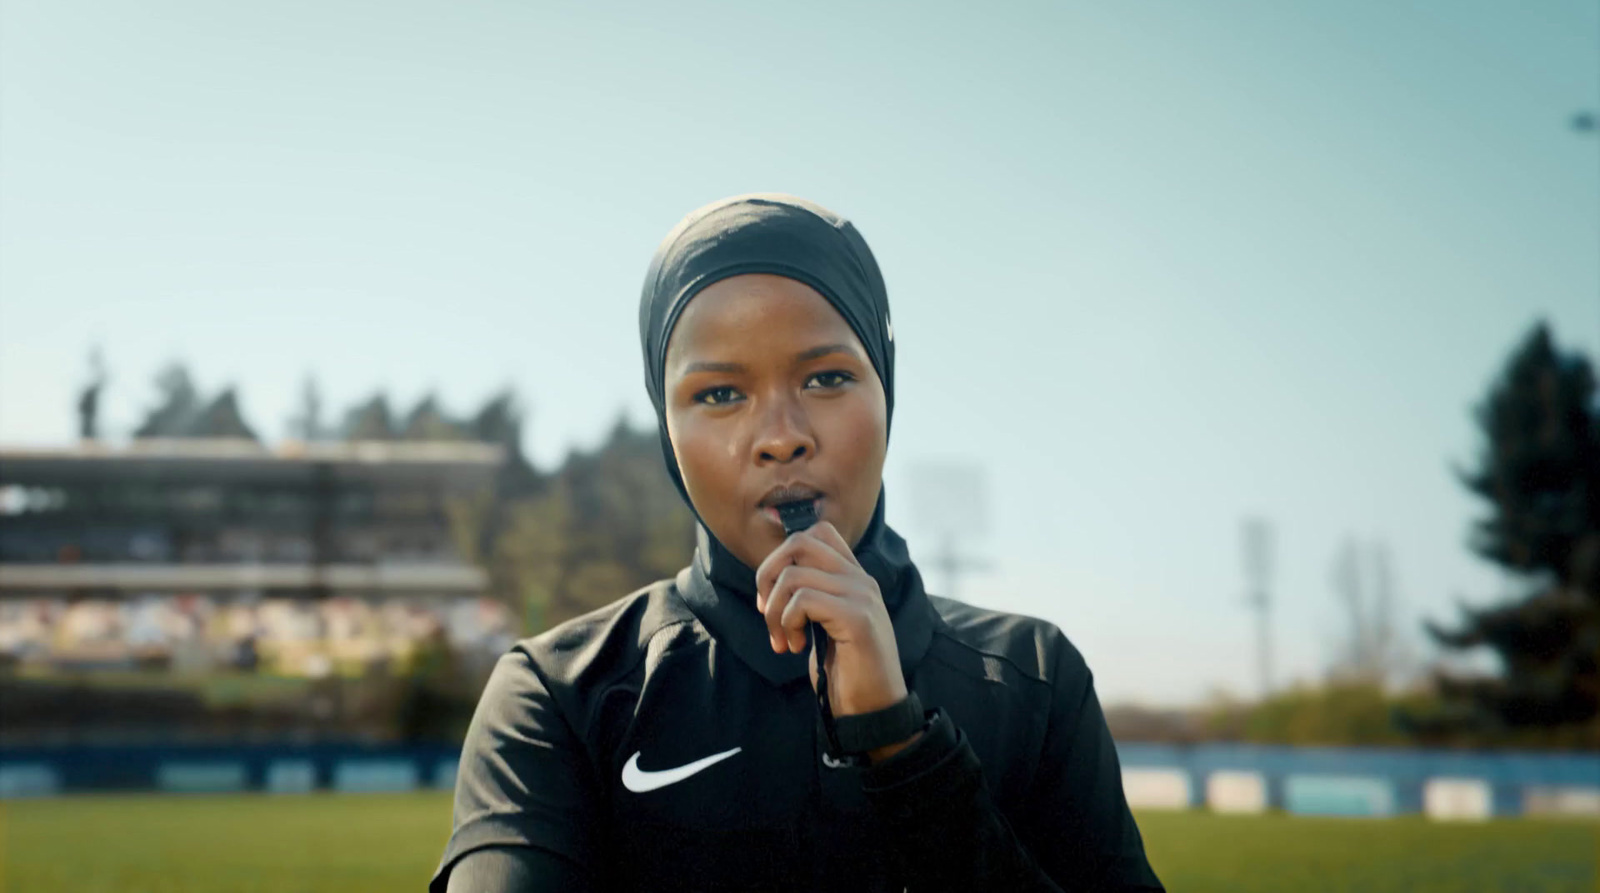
[[753, 398, 815, 465]]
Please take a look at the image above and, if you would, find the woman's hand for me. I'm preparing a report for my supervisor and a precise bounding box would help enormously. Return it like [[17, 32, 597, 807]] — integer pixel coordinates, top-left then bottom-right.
[[754, 522, 909, 725]]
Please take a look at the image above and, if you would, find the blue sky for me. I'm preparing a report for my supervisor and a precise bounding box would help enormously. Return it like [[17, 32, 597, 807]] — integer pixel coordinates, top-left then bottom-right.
[[2, 1, 1596, 704]]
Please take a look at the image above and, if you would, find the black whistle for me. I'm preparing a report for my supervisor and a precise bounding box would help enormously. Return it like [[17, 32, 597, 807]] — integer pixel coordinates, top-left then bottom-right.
[[774, 498, 842, 753], [776, 499, 819, 535], [774, 499, 848, 755], [775, 500, 829, 673]]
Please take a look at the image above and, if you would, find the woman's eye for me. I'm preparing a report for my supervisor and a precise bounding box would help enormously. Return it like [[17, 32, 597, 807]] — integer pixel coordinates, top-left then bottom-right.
[[806, 370, 856, 390], [693, 386, 743, 405]]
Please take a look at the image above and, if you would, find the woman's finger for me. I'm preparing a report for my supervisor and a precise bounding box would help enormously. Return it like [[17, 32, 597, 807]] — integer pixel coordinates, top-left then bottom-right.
[[801, 521, 860, 567], [777, 587, 855, 653], [754, 530, 857, 599], [762, 565, 846, 651]]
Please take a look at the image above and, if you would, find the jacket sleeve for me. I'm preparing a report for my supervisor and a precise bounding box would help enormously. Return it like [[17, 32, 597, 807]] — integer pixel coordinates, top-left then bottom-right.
[[429, 649, 602, 893], [861, 638, 1164, 892], [444, 845, 584, 893]]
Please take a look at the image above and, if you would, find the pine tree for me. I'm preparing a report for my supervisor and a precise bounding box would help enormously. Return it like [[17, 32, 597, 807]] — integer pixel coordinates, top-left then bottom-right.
[[132, 364, 260, 441], [401, 395, 468, 441], [187, 388, 259, 440], [1421, 322, 1600, 736], [483, 416, 694, 633], [133, 363, 202, 438], [341, 394, 397, 441]]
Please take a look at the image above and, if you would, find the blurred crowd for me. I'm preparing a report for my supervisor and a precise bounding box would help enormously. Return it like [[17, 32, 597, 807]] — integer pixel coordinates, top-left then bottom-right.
[[0, 594, 516, 677]]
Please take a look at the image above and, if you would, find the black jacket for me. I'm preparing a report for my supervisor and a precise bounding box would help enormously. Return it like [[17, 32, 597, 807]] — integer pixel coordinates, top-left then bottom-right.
[[432, 550, 1164, 892]]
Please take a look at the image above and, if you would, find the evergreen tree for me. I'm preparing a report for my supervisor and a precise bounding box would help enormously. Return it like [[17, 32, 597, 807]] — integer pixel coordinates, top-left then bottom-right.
[[342, 394, 397, 441], [1460, 325, 1600, 586], [1420, 322, 1600, 736], [470, 390, 539, 492], [131, 364, 260, 440], [187, 388, 259, 440], [401, 395, 469, 441], [483, 416, 694, 633], [133, 363, 202, 438]]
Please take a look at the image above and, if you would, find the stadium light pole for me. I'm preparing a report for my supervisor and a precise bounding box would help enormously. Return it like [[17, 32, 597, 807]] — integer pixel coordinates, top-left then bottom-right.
[[1241, 517, 1275, 699], [909, 462, 992, 600], [1575, 109, 1598, 344]]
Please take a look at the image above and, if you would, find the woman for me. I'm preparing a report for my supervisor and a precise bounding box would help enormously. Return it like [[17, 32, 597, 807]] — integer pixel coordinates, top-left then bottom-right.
[[433, 194, 1164, 892]]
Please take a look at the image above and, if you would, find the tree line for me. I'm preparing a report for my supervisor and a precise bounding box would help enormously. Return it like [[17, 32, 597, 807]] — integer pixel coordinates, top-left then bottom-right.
[[93, 317, 1600, 747], [105, 365, 697, 637]]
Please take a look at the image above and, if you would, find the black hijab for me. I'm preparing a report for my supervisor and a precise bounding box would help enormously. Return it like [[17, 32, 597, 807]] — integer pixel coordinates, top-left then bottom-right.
[[638, 194, 930, 683]]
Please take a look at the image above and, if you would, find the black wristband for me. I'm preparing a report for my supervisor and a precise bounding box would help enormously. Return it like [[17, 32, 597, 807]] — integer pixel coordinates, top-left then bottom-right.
[[833, 692, 926, 755]]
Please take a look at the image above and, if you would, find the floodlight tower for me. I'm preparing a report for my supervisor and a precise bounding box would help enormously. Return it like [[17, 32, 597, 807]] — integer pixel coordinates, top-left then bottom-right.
[[1575, 109, 1598, 343], [1241, 517, 1276, 698], [909, 462, 991, 599]]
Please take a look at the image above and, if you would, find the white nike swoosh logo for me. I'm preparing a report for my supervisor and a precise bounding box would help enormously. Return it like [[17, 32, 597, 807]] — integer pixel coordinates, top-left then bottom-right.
[[621, 746, 741, 793]]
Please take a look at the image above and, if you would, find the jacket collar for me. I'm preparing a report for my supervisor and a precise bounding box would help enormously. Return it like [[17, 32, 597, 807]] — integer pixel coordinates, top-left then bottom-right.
[[673, 496, 936, 687]]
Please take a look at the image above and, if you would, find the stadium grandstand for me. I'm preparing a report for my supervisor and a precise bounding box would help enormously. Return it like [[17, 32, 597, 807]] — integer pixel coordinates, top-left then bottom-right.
[[0, 438, 515, 679]]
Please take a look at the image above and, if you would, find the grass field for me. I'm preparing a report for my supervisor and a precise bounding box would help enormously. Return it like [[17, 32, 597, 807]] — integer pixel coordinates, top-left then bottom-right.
[[0, 793, 1594, 892]]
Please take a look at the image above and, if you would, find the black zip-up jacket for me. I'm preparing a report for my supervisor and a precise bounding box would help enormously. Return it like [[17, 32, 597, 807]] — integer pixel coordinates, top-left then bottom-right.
[[432, 544, 1164, 892]]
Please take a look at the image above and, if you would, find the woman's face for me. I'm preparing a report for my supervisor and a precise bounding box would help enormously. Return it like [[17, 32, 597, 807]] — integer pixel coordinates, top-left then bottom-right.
[[663, 273, 888, 570]]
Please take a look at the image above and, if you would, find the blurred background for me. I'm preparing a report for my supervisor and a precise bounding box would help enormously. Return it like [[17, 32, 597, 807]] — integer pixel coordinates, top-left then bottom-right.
[[0, 1, 1597, 891]]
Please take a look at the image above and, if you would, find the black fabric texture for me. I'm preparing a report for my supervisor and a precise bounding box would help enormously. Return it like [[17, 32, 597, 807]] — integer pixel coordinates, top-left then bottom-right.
[[430, 581, 1165, 892], [833, 691, 925, 755]]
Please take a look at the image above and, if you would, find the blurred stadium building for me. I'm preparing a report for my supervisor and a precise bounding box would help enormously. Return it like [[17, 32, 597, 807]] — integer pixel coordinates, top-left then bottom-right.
[[0, 438, 513, 679], [0, 367, 699, 756], [0, 436, 522, 751]]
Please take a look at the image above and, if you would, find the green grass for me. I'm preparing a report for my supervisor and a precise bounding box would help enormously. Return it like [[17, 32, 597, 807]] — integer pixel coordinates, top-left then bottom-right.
[[0, 793, 1594, 892], [0, 793, 450, 893], [1136, 811, 1597, 893]]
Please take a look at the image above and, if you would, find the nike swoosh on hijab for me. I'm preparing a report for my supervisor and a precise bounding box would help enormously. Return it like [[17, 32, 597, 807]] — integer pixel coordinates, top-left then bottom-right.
[[620, 746, 743, 793]]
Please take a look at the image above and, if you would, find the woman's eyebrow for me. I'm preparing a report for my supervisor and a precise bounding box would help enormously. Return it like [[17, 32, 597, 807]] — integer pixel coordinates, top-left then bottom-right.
[[681, 360, 744, 375], [680, 344, 858, 376], [794, 343, 861, 363]]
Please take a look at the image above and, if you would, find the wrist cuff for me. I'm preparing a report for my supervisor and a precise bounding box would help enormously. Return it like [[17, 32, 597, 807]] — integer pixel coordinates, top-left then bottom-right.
[[834, 691, 926, 755]]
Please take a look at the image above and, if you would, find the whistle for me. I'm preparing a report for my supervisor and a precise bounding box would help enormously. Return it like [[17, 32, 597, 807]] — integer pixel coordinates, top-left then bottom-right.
[[775, 499, 830, 689], [777, 499, 819, 535]]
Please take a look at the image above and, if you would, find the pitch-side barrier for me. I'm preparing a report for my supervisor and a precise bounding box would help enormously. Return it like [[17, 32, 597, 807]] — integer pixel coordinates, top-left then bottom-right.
[[1, 742, 1596, 820], [1115, 743, 1598, 819]]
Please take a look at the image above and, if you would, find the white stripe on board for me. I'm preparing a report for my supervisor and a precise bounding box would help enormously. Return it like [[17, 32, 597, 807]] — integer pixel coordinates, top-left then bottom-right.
[[1206, 770, 1267, 814], [1122, 768, 1191, 810], [1523, 786, 1600, 818], [1423, 777, 1491, 821]]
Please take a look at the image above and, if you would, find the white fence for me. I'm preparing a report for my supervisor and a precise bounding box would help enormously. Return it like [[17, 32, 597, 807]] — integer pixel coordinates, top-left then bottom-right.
[[1113, 743, 1599, 820]]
